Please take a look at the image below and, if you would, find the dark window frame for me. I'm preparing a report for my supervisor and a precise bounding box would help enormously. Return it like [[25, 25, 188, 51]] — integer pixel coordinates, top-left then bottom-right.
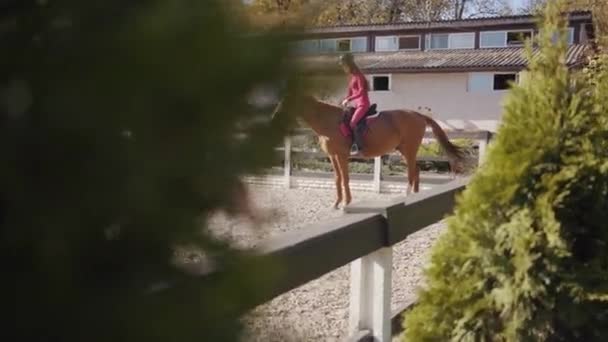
[[493, 73, 517, 90], [506, 30, 533, 46], [398, 35, 421, 50], [371, 75, 391, 92]]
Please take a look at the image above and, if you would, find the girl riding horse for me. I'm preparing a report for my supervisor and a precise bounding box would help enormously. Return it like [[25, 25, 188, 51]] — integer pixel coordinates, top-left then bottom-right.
[[339, 53, 370, 156]]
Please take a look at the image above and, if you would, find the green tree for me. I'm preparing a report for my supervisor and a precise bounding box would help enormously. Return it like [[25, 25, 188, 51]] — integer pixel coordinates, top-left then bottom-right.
[[518, 0, 547, 13], [564, 0, 608, 46], [368, 0, 452, 23], [0, 0, 299, 341], [451, 0, 512, 19], [404, 1, 608, 340]]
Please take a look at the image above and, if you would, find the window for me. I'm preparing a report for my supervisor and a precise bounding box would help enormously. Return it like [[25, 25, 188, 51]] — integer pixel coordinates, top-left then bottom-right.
[[583, 23, 594, 42], [429, 34, 449, 49], [320, 37, 367, 53], [448, 33, 475, 49], [427, 32, 474, 49], [375, 35, 420, 51], [351, 37, 368, 52], [399, 36, 421, 50], [480, 31, 505, 48], [468, 73, 518, 92], [371, 75, 390, 91], [480, 30, 533, 48], [551, 27, 575, 45], [375, 36, 398, 51], [320, 39, 336, 53], [568, 27, 575, 45], [375, 36, 397, 51], [506, 31, 532, 46], [293, 40, 319, 55], [337, 39, 351, 52], [493, 73, 517, 90]]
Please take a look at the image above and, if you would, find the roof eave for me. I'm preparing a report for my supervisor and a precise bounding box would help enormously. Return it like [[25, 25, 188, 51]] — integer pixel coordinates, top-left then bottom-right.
[[362, 65, 525, 73], [304, 63, 585, 74]]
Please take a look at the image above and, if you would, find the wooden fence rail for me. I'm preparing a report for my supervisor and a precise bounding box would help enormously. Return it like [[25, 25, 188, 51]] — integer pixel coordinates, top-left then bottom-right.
[[194, 177, 470, 341]]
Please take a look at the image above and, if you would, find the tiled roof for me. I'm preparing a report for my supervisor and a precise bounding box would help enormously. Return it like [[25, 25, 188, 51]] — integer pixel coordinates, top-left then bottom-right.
[[304, 11, 591, 35], [297, 44, 590, 73]]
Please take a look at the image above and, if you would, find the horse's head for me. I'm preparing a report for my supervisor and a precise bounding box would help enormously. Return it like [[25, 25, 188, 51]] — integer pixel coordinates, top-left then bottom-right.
[[270, 95, 318, 121], [270, 99, 285, 121], [269, 97, 299, 133]]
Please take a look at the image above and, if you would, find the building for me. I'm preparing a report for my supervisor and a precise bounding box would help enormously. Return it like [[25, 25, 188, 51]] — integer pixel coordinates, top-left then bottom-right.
[[293, 12, 594, 132]]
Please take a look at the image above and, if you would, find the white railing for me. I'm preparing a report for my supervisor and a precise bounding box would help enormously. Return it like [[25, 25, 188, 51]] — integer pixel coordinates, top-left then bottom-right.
[[276, 128, 490, 192], [194, 177, 470, 341]]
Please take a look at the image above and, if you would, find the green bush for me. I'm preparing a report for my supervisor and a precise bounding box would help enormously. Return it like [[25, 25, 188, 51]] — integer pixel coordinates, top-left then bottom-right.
[[404, 2, 608, 341], [0, 1, 301, 341]]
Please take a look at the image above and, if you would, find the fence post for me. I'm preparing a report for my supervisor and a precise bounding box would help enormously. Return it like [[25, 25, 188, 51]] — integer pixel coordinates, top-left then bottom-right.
[[349, 247, 392, 342], [373, 156, 382, 193], [477, 131, 489, 165], [284, 137, 291, 189]]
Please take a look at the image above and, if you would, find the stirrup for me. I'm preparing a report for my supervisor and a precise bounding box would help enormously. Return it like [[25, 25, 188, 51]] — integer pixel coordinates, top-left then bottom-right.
[[350, 144, 360, 156]]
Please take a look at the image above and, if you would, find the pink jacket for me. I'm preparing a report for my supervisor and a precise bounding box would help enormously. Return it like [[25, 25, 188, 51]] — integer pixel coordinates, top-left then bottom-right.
[[345, 73, 370, 106]]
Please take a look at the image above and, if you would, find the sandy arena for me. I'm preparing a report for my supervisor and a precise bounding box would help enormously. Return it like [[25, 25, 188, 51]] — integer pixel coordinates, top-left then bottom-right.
[[209, 186, 446, 342]]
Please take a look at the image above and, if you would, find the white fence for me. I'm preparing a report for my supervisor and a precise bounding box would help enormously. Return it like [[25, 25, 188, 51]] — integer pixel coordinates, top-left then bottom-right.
[[194, 177, 470, 341], [250, 128, 491, 193]]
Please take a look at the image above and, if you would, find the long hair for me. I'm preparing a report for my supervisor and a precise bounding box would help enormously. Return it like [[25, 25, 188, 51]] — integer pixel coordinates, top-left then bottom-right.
[[341, 54, 369, 91]]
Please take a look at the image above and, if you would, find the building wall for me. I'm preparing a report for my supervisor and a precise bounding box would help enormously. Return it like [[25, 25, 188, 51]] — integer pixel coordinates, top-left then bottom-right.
[[319, 72, 515, 132]]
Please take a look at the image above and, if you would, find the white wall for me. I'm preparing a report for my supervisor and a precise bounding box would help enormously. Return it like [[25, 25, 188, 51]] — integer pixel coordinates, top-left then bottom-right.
[[320, 72, 514, 132]]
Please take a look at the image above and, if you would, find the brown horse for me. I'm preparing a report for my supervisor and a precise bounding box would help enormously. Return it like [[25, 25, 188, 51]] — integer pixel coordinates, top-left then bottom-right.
[[273, 96, 464, 209]]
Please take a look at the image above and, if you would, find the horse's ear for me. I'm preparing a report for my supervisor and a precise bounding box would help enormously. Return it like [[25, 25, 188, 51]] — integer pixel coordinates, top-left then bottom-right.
[[271, 99, 284, 120]]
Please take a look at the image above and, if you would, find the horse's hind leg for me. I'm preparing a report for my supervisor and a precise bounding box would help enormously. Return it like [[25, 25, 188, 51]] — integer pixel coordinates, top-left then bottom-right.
[[404, 157, 416, 196], [414, 165, 420, 193], [397, 144, 421, 195]]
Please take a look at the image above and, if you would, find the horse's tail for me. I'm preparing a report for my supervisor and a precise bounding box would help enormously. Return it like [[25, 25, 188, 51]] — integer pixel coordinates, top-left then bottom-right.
[[422, 115, 465, 162]]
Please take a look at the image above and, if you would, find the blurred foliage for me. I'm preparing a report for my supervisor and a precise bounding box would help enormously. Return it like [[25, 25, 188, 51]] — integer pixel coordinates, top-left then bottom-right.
[[0, 0, 303, 341]]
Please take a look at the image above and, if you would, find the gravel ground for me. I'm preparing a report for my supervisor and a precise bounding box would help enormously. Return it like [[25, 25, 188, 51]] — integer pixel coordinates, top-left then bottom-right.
[[208, 186, 446, 342]]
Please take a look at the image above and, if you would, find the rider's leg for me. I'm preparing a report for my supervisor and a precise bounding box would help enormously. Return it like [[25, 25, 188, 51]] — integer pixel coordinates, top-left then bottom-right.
[[349, 104, 369, 130], [349, 103, 369, 154]]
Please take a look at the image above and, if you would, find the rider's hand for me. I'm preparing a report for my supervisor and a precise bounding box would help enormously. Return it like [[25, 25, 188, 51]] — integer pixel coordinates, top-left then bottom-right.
[[341, 99, 349, 107]]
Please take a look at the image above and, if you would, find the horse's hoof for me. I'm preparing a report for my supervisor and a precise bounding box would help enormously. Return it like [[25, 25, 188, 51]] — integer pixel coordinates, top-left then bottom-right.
[[333, 203, 341, 210]]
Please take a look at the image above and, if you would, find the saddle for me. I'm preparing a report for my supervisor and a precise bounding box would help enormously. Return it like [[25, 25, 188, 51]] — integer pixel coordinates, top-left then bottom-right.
[[340, 103, 378, 138], [341, 104, 378, 126]]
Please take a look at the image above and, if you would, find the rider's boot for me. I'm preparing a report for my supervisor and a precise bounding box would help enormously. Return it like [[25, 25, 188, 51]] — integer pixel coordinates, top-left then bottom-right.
[[350, 125, 365, 157]]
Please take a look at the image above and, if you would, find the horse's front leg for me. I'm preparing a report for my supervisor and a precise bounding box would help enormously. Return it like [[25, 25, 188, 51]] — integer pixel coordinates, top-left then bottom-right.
[[336, 154, 352, 206], [329, 156, 343, 209]]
